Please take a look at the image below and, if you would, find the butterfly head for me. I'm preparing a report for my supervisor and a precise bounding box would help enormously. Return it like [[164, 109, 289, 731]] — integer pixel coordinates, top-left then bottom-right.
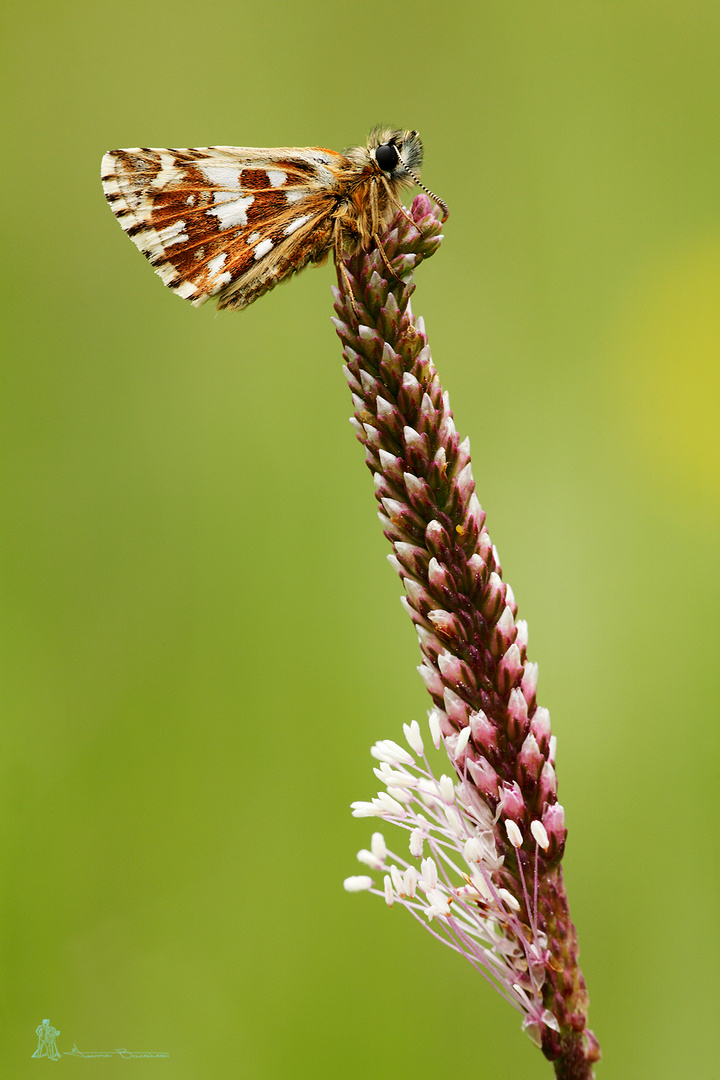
[[366, 127, 448, 221], [367, 127, 424, 179]]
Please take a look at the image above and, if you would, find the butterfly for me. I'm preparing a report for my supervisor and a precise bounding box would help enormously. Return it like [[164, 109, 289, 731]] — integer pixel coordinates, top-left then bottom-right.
[[101, 126, 448, 312]]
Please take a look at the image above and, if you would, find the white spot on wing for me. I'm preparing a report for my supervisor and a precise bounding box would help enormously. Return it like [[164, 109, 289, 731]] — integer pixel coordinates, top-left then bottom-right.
[[266, 169, 287, 187], [284, 214, 310, 236], [207, 252, 228, 277], [198, 164, 242, 188], [153, 153, 185, 188], [209, 271, 232, 294], [308, 154, 335, 185], [175, 281, 198, 299], [213, 190, 243, 204], [102, 176, 121, 199], [208, 195, 254, 229], [285, 189, 306, 204], [253, 238, 274, 260], [101, 153, 117, 181], [157, 264, 179, 285], [247, 231, 261, 245], [158, 220, 188, 246]]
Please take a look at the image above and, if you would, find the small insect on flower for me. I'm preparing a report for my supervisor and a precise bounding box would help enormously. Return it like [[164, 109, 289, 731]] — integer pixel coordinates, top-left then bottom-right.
[[101, 127, 448, 312]]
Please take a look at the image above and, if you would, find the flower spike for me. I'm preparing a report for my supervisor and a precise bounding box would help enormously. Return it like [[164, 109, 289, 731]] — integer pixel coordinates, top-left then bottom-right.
[[335, 196, 600, 1078]]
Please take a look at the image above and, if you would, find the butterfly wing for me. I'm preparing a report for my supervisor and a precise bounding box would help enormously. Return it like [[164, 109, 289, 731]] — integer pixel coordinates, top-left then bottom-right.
[[101, 146, 346, 310]]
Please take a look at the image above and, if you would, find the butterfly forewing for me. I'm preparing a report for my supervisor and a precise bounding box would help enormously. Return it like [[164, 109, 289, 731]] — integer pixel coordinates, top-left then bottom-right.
[[101, 146, 346, 309], [102, 129, 438, 311]]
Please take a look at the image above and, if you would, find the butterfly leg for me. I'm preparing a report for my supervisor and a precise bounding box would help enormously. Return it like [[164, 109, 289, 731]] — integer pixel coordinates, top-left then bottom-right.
[[333, 218, 361, 320], [369, 178, 407, 285], [377, 176, 416, 228], [371, 231, 406, 285]]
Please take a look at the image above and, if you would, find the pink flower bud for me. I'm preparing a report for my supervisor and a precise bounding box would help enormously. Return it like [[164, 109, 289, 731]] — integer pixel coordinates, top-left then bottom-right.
[[443, 687, 470, 727], [478, 530, 493, 562], [454, 436, 471, 474], [392, 541, 428, 578], [483, 571, 506, 623], [530, 706, 552, 754], [375, 394, 403, 439], [397, 371, 422, 413], [537, 761, 557, 806], [542, 802, 567, 862], [499, 781, 525, 824], [428, 608, 467, 643], [466, 756, 500, 800], [417, 661, 444, 700], [455, 461, 475, 502], [469, 709, 499, 755], [506, 687, 529, 744], [466, 553, 487, 596], [419, 389, 438, 426], [521, 659, 538, 704], [437, 650, 478, 695], [462, 493, 484, 549], [517, 732, 544, 787], [498, 643, 524, 694], [404, 577, 433, 616], [403, 425, 432, 474], [427, 556, 457, 596], [492, 604, 517, 657], [381, 497, 425, 537], [404, 472, 436, 518], [400, 596, 433, 634], [425, 518, 452, 561], [432, 707, 455, 738]]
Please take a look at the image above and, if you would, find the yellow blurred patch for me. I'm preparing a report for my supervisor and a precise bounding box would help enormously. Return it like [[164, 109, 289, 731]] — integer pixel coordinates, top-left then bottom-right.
[[613, 236, 719, 504]]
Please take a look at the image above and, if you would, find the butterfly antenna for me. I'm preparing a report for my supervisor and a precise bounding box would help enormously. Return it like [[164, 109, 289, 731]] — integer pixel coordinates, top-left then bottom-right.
[[399, 161, 449, 222]]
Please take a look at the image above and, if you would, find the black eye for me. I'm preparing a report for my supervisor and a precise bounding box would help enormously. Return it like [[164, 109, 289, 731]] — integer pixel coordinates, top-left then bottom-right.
[[375, 142, 399, 172]]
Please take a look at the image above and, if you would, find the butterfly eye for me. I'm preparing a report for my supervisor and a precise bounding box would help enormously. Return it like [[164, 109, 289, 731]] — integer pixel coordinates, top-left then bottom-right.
[[375, 142, 399, 172]]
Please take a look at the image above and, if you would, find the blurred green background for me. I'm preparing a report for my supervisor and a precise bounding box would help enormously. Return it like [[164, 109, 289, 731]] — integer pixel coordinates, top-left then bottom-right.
[[1, 1, 718, 1076]]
